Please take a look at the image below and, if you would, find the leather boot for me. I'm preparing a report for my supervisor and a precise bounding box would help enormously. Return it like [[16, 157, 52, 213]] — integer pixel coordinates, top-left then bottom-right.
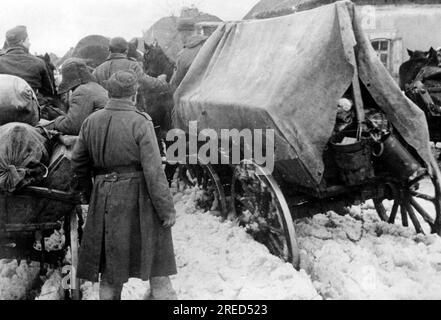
[[99, 280, 123, 300], [149, 277, 177, 300]]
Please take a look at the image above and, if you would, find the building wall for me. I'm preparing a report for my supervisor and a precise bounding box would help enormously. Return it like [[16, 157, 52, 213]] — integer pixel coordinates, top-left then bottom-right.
[[358, 4, 441, 80]]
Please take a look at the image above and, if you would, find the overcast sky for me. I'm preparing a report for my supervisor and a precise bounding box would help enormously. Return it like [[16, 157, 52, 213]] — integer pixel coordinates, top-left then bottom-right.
[[0, 0, 258, 56]]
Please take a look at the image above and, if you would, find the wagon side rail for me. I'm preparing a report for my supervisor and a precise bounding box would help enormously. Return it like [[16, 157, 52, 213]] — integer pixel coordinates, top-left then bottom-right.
[[15, 186, 81, 204], [0, 186, 81, 234]]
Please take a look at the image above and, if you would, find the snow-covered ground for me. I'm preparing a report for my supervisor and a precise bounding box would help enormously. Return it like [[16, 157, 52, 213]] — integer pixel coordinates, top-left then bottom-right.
[[1, 183, 441, 300]]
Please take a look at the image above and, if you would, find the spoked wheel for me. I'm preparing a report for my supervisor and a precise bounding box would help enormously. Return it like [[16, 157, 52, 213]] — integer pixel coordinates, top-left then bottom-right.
[[66, 206, 81, 300], [175, 162, 228, 218], [231, 160, 300, 269], [374, 173, 441, 235]]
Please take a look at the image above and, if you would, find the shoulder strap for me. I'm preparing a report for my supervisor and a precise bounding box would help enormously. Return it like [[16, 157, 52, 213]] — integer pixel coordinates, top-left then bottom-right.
[[101, 115, 114, 166], [135, 110, 152, 121]]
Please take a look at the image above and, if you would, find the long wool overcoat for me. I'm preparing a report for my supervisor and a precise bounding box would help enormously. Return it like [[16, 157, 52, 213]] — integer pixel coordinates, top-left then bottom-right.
[[71, 98, 177, 285]]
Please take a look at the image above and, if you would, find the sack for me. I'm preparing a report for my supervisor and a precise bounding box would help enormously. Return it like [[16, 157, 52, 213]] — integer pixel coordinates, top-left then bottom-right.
[[0, 74, 40, 126], [0, 135, 77, 227], [0, 123, 49, 192]]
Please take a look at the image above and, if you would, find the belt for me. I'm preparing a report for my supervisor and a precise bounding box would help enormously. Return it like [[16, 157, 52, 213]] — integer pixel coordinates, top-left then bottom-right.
[[96, 171, 144, 182], [94, 165, 143, 176]]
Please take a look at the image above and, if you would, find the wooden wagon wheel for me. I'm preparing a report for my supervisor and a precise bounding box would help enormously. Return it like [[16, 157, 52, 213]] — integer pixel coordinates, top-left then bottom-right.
[[373, 173, 441, 235], [67, 206, 81, 300], [175, 161, 228, 218], [231, 160, 300, 269]]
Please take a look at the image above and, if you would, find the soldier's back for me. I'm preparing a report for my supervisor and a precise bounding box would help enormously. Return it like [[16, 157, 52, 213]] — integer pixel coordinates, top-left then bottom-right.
[[0, 48, 45, 90], [82, 99, 152, 169], [94, 54, 143, 86]]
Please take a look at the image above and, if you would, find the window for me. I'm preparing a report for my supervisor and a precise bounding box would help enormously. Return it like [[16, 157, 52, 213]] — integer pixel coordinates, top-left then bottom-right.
[[371, 39, 391, 69]]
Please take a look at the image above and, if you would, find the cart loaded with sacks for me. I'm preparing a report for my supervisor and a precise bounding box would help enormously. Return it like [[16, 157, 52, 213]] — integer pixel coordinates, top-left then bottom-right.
[[0, 75, 82, 299], [171, 1, 441, 268]]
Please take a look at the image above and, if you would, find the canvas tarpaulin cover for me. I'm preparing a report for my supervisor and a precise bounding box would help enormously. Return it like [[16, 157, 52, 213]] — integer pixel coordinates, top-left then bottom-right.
[[173, 0, 435, 189]]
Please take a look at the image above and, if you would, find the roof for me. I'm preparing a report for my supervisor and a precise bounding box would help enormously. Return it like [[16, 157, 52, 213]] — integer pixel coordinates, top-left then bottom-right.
[[244, 0, 441, 19]]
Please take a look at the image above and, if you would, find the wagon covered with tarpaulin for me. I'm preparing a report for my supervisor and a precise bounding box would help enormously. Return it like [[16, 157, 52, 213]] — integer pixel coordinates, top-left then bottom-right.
[[173, 0, 441, 268]]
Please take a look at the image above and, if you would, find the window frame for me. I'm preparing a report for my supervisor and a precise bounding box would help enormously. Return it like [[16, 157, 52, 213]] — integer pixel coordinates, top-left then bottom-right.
[[371, 38, 392, 70]]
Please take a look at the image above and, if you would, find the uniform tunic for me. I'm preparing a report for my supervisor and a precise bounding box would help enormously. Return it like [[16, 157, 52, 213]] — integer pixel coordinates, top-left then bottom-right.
[[71, 98, 177, 285]]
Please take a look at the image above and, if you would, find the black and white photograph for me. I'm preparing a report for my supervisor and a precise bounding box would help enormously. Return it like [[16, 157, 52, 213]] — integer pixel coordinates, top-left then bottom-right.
[[0, 0, 441, 305]]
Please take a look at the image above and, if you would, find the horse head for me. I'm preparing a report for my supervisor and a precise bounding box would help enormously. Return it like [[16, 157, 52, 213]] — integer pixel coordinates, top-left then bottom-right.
[[40, 53, 55, 72], [426, 47, 440, 66], [37, 53, 57, 95], [399, 47, 435, 90], [128, 37, 143, 62], [407, 49, 430, 61], [143, 41, 175, 82]]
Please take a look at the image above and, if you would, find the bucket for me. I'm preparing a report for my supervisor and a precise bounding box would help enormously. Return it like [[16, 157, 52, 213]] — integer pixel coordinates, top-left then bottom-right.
[[330, 135, 375, 186], [373, 134, 424, 181]]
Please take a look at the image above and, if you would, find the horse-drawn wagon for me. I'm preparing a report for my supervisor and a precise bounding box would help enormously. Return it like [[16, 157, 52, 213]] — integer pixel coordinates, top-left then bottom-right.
[[172, 0, 441, 268], [0, 123, 82, 299]]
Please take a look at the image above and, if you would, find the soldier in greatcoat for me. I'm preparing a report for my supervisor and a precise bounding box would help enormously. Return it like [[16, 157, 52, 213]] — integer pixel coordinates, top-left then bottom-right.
[[71, 70, 177, 300]]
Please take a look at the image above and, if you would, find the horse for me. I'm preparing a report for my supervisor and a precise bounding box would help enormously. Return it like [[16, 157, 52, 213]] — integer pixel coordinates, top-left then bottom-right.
[[142, 41, 175, 82], [134, 39, 176, 135], [36, 53, 68, 120], [401, 47, 441, 143], [412, 47, 441, 82], [399, 49, 431, 90], [130, 40, 176, 184]]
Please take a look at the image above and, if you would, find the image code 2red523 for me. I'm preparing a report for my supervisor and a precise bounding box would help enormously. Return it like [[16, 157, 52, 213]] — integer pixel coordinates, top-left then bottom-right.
[[216, 305, 268, 315]]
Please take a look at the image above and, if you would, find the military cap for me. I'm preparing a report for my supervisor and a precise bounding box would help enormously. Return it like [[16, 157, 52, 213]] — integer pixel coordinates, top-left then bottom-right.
[[109, 37, 128, 53], [106, 70, 138, 98], [177, 18, 196, 31], [6, 25, 28, 46]]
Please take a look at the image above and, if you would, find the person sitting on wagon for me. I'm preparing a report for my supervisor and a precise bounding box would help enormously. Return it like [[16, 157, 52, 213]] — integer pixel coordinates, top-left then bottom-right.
[[0, 26, 56, 103], [170, 18, 208, 90], [50, 58, 108, 135], [71, 70, 177, 300]]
